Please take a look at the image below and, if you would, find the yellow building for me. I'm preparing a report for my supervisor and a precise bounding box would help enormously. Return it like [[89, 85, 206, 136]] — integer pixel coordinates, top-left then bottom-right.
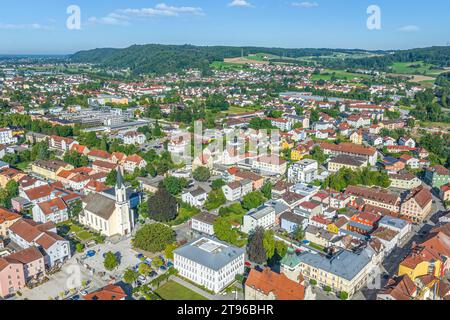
[[31, 160, 74, 181], [327, 155, 367, 173], [398, 246, 442, 281], [349, 131, 363, 145]]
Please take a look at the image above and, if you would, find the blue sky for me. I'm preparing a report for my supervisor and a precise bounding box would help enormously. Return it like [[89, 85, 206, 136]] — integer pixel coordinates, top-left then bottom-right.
[[0, 0, 449, 54]]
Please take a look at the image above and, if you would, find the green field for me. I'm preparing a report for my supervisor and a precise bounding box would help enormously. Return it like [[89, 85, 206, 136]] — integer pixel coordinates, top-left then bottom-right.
[[390, 61, 444, 76], [210, 61, 250, 71], [311, 69, 371, 81], [155, 281, 208, 300]]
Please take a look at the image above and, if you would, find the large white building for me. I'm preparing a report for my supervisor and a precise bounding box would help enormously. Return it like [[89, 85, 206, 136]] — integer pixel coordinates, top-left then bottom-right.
[[287, 159, 319, 184], [173, 237, 245, 293]]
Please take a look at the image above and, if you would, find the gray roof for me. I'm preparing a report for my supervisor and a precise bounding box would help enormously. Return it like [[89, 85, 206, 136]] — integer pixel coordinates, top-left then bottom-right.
[[379, 216, 409, 230], [83, 192, 116, 220], [174, 237, 244, 271], [296, 250, 372, 281], [188, 187, 207, 197], [247, 204, 275, 220]]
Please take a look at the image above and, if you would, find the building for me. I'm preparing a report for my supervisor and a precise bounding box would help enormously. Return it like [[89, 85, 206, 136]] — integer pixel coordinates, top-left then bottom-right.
[[181, 188, 207, 208], [173, 237, 245, 293], [0, 208, 21, 239], [222, 180, 252, 202], [123, 154, 147, 173], [327, 155, 367, 173], [233, 170, 264, 191], [398, 246, 443, 281], [281, 249, 373, 297], [320, 142, 377, 166], [31, 160, 74, 181], [267, 118, 292, 131], [5, 247, 45, 283], [80, 168, 134, 237], [345, 186, 400, 213], [440, 183, 450, 202], [400, 187, 433, 223], [0, 256, 25, 298], [378, 216, 412, 243], [49, 135, 78, 152], [83, 284, 128, 300], [8, 219, 70, 268], [0, 128, 17, 145], [377, 275, 418, 300], [245, 268, 305, 300], [389, 173, 422, 190], [242, 204, 276, 234], [424, 165, 450, 188], [122, 131, 146, 145], [287, 159, 318, 184], [252, 155, 287, 176], [191, 212, 218, 236], [32, 197, 69, 224]]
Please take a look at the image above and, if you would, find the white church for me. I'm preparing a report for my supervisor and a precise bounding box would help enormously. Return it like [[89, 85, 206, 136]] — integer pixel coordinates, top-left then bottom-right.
[[80, 167, 134, 237]]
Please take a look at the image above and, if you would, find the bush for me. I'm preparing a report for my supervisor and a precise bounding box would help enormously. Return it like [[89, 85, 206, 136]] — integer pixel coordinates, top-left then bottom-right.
[[75, 243, 85, 253], [324, 286, 332, 292], [339, 291, 349, 300], [309, 279, 317, 286]]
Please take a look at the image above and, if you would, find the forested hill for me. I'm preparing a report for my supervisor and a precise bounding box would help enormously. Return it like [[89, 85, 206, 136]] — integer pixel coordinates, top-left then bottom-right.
[[69, 44, 374, 75], [69, 44, 450, 75], [326, 46, 450, 70]]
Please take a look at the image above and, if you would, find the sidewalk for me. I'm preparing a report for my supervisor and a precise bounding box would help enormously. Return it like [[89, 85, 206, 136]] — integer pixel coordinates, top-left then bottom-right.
[[171, 276, 241, 301]]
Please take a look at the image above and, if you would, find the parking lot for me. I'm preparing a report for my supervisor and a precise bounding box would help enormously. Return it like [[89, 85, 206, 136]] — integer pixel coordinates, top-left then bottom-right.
[[79, 238, 141, 278]]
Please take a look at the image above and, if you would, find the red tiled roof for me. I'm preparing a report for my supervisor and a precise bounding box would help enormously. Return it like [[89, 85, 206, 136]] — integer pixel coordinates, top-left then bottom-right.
[[84, 284, 127, 301], [245, 268, 304, 300]]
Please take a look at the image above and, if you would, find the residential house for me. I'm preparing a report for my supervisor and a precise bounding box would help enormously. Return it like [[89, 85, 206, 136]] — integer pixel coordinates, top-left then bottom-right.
[[190, 212, 218, 236], [424, 165, 450, 188], [0, 208, 21, 239], [245, 268, 305, 300], [327, 155, 367, 173], [181, 188, 208, 208], [242, 204, 276, 234], [287, 159, 318, 184], [222, 180, 252, 202], [389, 173, 422, 190], [400, 187, 433, 223]]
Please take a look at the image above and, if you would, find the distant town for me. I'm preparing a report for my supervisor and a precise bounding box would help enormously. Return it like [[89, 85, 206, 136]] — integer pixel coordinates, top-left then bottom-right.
[[0, 45, 450, 302]]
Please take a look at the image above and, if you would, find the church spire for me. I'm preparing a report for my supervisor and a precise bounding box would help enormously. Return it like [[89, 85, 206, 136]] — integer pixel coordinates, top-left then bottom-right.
[[116, 166, 124, 189]]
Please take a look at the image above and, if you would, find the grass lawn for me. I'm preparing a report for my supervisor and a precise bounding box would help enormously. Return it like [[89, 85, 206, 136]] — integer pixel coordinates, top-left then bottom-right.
[[57, 221, 95, 242], [210, 61, 249, 71], [224, 105, 257, 115], [155, 281, 208, 300], [15, 162, 30, 171]]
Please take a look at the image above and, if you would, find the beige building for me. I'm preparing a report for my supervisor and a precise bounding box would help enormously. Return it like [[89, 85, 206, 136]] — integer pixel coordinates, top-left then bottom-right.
[[327, 155, 367, 173], [0, 208, 21, 239], [281, 249, 373, 297], [389, 173, 422, 190], [400, 187, 433, 223], [31, 160, 74, 181]]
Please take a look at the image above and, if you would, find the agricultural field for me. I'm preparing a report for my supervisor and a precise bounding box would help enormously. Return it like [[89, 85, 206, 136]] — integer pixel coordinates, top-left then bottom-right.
[[311, 69, 371, 81], [210, 61, 251, 71], [390, 61, 444, 76]]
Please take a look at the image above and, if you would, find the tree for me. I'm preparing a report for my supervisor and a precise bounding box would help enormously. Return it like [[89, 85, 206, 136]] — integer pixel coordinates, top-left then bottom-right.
[[193, 166, 211, 182], [152, 256, 164, 269], [211, 179, 226, 190], [163, 176, 187, 195], [103, 251, 119, 271], [147, 188, 178, 222], [123, 268, 139, 284], [247, 227, 267, 265], [75, 243, 85, 253], [242, 191, 266, 210], [339, 291, 349, 300], [205, 189, 226, 210], [132, 223, 176, 253], [260, 182, 272, 199], [106, 170, 117, 187], [164, 243, 178, 260], [63, 150, 89, 168], [68, 200, 83, 219], [138, 263, 152, 276]]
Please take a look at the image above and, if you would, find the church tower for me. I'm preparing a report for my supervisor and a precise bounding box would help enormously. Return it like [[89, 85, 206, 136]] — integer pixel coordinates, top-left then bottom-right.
[[115, 166, 134, 236]]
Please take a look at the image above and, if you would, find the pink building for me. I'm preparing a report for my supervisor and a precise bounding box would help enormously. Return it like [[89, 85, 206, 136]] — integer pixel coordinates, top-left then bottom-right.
[[6, 247, 45, 282], [0, 257, 25, 298]]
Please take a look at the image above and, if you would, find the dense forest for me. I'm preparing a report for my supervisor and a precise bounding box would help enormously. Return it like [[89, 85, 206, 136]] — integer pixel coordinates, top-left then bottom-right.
[[69, 44, 377, 75]]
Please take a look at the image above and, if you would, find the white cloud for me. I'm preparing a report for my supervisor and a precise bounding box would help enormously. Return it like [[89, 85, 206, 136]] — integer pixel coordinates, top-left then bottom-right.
[[0, 23, 52, 30], [398, 25, 420, 32], [292, 2, 319, 8], [228, 0, 254, 8], [88, 3, 204, 26]]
